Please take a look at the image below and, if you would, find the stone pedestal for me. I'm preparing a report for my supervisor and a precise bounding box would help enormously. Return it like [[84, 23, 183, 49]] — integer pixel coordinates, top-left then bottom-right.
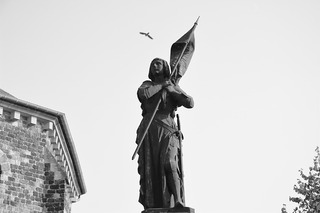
[[142, 207, 195, 213]]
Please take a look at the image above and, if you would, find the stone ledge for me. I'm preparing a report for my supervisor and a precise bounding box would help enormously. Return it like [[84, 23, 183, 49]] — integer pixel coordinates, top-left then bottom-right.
[[142, 207, 195, 213]]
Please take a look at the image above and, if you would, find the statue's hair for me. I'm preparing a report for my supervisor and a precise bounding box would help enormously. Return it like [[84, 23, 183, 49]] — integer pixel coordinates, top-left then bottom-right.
[[148, 58, 171, 81]]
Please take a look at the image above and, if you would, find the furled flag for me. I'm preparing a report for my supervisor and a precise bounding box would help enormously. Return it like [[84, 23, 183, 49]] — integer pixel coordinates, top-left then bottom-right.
[[170, 17, 199, 85]]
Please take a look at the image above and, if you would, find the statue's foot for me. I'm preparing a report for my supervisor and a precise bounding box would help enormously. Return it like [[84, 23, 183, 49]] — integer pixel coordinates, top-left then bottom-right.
[[174, 201, 184, 208]]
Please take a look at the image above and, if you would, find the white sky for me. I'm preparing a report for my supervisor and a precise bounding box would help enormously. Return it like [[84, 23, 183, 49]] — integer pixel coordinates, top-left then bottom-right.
[[1, 1, 320, 213]]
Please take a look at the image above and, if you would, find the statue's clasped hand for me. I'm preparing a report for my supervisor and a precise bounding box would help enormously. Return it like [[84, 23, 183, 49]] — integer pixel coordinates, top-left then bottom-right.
[[161, 80, 172, 88], [161, 81, 177, 93]]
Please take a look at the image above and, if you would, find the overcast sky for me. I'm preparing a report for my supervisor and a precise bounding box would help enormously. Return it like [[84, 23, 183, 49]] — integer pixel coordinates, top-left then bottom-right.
[[1, 1, 320, 213]]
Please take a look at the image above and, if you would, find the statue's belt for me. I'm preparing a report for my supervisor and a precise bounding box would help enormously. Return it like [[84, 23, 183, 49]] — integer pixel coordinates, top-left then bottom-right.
[[153, 118, 179, 137]]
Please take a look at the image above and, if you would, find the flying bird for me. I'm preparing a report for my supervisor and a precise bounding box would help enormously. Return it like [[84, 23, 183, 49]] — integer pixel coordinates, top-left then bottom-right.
[[140, 32, 153, 40]]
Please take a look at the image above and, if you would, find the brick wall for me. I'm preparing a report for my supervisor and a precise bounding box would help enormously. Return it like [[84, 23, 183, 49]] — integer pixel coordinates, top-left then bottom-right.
[[0, 117, 71, 213], [43, 148, 71, 213]]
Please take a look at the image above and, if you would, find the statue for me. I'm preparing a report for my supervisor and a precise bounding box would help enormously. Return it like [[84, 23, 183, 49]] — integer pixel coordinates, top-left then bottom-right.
[[135, 58, 194, 210], [132, 17, 199, 213]]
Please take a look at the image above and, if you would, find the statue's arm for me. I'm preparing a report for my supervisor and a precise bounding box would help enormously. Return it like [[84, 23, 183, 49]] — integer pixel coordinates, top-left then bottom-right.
[[137, 81, 163, 102], [166, 85, 194, 109]]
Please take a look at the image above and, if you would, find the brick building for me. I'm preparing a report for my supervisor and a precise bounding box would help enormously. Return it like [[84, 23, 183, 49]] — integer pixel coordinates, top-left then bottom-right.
[[0, 89, 86, 213]]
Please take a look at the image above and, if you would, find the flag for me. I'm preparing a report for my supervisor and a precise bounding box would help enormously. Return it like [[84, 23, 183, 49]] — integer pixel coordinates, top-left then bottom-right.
[[170, 18, 198, 84]]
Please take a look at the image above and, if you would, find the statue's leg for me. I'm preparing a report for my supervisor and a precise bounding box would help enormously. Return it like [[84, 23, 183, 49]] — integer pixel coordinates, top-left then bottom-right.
[[164, 144, 184, 208]]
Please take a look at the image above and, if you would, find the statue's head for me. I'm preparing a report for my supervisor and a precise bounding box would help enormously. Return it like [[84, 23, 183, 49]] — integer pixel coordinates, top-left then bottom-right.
[[148, 58, 170, 81]]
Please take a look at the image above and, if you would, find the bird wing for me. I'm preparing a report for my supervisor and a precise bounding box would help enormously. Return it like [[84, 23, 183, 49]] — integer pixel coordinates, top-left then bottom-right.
[[139, 32, 153, 39]]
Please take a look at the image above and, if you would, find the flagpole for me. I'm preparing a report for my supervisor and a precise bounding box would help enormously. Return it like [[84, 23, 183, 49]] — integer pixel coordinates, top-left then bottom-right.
[[132, 17, 200, 160]]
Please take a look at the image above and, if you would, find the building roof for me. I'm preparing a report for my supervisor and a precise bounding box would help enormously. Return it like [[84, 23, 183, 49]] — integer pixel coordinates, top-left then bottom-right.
[[0, 88, 16, 98], [0, 88, 86, 197]]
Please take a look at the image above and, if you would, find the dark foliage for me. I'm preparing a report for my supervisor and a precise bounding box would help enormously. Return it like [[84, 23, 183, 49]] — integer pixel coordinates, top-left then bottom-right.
[[287, 147, 320, 213]]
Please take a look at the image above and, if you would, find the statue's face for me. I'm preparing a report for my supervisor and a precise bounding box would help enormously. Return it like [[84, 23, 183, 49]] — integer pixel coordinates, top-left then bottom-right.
[[150, 60, 164, 77]]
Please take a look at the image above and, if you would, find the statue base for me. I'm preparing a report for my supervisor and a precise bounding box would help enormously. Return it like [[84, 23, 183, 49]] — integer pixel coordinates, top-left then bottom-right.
[[142, 207, 195, 213]]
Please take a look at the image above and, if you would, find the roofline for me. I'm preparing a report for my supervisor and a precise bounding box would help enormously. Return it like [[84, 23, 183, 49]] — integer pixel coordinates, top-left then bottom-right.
[[0, 94, 87, 195]]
